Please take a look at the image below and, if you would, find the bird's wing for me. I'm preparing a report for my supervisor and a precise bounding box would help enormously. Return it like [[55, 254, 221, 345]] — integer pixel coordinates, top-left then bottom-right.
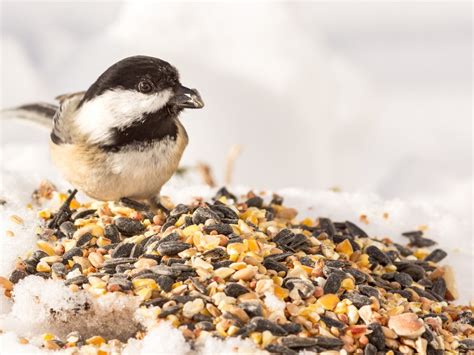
[[51, 91, 86, 144]]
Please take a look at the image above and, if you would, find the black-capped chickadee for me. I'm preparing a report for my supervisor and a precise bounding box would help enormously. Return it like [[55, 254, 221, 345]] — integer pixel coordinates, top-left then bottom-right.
[[2, 55, 204, 204]]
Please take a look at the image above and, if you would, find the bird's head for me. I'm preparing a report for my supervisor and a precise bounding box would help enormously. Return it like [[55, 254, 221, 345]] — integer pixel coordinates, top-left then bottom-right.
[[75, 55, 204, 147]]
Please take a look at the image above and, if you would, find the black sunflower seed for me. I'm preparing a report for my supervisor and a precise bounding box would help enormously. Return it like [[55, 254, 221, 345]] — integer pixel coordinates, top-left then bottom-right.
[[345, 220, 369, 238], [169, 203, 191, 218], [458, 339, 474, 351], [346, 268, 369, 284], [265, 344, 297, 355], [210, 204, 239, 222], [364, 343, 378, 355], [317, 218, 337, 238], [191, 278, 208, 295], [62, 247, 83, 262], [265, 252, 292, 262], [320, 315, 346, 329], [30, 250, 49, 262], [156, 275, 174, 292], [343, 292, 372, 308], [299, 256, 315, 267], [262, 258, 288, 273], [196, 321, 214, 331], [393, 243, 413, 257], [114, 217, 145, 237], [9, 269, 27, 283], [108, 277, 132, 290], [239, 302, 263, 317], [143, 297, 168, 307], [64, 275, 88, 286], [158, 305, 181, 318], [192, 207, 221, 224], [367, 323, 385, 351], [51, 263, 66, 278], [280, 322, 302, 334], [411, 286, 441, 301], [213, 187, 237, 201], [250, 317, 287, 336], [130, 243, 143, 258], [281, 335, 343, 350], [366, 245, 391, 266], [402, 230, 436, 248], [270, 194, 284, 206], [76, 232, 93, 247], [431, 278, 447, 298], [202, 223, 233, 235], [157, 242, 191, 256], [394, 272, 413, 288], [224, 283, 249, 297], [59, 221, 76, 238], [71, 209, 96, 221], [424, 249, 447, 263], [202, 247, 228, 261], [111, 242, 134, 258], [104, 257, 137, 268], [324, 271, 345, 294], [246, 196, 264, 208], [104, 224, 121, 243], [283, 278, 315, 298], [396, 262, 425, 281]]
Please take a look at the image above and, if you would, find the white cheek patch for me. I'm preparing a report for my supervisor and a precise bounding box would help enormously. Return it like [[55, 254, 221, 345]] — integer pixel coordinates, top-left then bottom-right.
[[75, 88, 173, 144]]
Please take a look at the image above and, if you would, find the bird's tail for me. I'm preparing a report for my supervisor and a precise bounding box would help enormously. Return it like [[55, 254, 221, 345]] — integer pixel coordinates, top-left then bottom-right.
[[1, 102, 58, 128]]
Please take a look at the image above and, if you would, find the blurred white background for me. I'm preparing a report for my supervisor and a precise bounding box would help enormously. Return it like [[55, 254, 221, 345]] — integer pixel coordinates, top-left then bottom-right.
[[0, 1, 472, 225]]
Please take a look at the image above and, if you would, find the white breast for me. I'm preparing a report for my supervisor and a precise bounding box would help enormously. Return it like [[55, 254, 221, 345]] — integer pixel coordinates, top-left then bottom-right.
[[103, 135, 186, 199]]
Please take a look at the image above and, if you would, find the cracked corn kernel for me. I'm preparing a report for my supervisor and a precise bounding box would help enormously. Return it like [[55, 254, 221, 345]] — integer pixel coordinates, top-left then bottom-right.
[[341, 278, 355, 290], [86, 336, 105, 346], [36, 261, 51, 273], [227, 325, 240, 336], [36, 240, 56, 256], [274, 285, 289, 299], [42, 333, 55, 341], [317, 294, 340, 311], [244, 239, 259, 252], [336, 239, 353, 257], [132, 279, 158, 289], [38, 209, 52, 219], [357, 254, 370, 267], [183, 224, 200, 237], [250, 332, 262, 345], [261, 330, 274, 347]]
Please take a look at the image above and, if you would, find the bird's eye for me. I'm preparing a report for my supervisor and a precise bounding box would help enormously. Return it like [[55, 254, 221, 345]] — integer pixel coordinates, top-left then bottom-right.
[[138, 80, 153, 93]]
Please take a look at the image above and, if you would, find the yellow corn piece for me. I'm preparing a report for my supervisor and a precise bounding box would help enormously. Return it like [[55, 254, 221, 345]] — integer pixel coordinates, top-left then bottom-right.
[[132, 278, 158, 290], [42, 333, 55, 341], [274, 285, 289, 300], [317, 294, 340, 311], [36, 240, 56, 256], [336, 239, 353, 257], [38, 209, 52, 220], [86, 336, 105, 346]]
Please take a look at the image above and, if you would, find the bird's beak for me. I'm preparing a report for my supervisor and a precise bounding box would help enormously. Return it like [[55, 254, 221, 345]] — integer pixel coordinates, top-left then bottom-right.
[[170, 85, 204, 109]]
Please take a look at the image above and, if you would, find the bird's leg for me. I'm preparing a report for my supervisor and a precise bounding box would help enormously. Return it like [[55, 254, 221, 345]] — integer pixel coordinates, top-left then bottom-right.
[[148, 195, 170, 215]]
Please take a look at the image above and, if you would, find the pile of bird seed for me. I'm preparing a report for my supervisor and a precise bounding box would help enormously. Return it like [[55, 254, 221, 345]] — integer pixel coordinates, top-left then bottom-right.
[[1, 185, 473, 354]]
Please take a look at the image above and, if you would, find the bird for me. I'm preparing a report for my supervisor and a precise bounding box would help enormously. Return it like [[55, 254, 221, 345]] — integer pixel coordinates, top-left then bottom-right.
[[2, 55, 204, 206]]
